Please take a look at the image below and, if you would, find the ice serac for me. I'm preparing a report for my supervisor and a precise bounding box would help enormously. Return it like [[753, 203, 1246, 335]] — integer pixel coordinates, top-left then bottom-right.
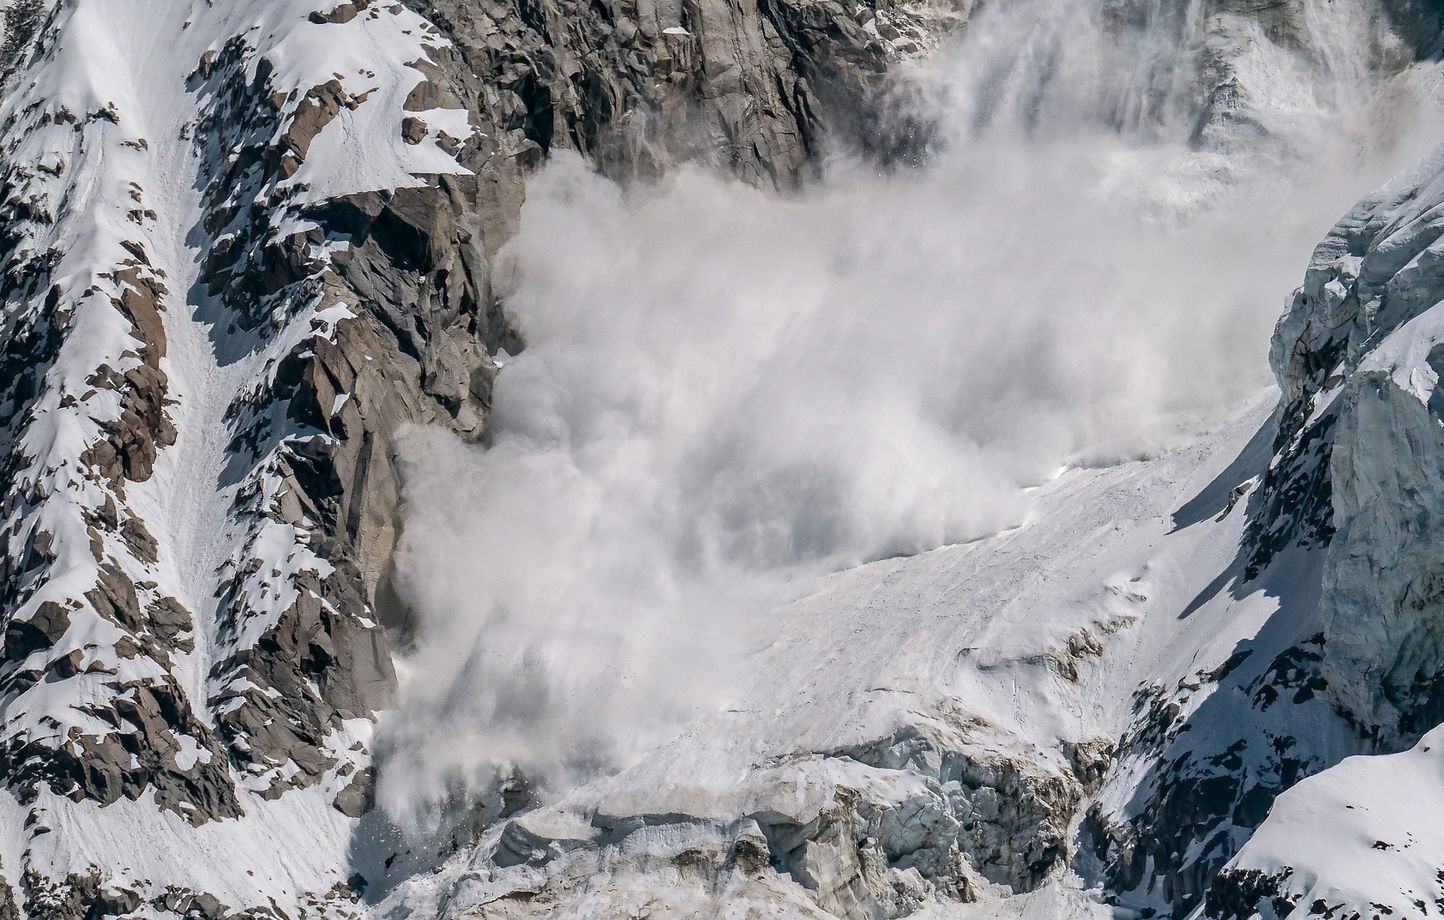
[[1085, 144, 1444, 920], [1263, 148, 1444, 740], [0, 0, 947, 915], [1205, 146, 1444, 920]]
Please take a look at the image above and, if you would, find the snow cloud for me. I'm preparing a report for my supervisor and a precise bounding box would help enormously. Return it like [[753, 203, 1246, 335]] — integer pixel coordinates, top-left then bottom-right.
[[373, 0, 1444, 825]]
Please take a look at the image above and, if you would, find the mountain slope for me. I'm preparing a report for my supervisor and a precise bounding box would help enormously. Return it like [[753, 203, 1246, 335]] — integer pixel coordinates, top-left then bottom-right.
[[1, 1, 1444, 919], [367, 394, 1280, 918]]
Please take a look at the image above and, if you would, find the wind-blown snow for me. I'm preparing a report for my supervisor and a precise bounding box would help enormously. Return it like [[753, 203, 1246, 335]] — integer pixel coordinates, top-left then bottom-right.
[[380, 0, 1444, 820]]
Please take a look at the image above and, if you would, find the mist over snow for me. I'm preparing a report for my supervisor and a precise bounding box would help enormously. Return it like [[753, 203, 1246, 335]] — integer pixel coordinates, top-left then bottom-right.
[[373, 0, 1444, 825]]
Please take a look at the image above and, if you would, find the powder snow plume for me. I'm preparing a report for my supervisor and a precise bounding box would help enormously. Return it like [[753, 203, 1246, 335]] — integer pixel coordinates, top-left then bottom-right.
[[374, 0, 1444, 823]]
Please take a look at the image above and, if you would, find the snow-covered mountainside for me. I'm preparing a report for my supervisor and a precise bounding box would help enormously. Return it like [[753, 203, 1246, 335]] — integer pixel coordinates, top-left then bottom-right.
[[1, 0, 1444, 918]]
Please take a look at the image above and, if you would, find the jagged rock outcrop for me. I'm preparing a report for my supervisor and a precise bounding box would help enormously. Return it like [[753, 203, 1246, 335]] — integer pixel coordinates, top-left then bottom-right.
[[404, 0, 952, 189]]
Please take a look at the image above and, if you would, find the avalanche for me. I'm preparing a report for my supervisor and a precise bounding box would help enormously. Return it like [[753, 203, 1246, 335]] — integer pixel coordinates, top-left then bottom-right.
[[2, 0, 1444, 919]]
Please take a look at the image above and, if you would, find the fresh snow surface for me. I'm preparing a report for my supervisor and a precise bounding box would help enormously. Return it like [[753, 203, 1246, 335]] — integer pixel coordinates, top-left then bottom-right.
[[1226, 723, 1444, 918]]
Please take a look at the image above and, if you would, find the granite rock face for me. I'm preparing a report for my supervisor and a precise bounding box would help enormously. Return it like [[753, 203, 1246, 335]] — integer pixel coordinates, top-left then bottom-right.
[[403, 0, 952, 189]]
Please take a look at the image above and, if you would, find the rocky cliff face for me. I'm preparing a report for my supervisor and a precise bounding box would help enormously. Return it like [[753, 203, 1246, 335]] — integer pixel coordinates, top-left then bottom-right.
[[406, 0, 952, 187]]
